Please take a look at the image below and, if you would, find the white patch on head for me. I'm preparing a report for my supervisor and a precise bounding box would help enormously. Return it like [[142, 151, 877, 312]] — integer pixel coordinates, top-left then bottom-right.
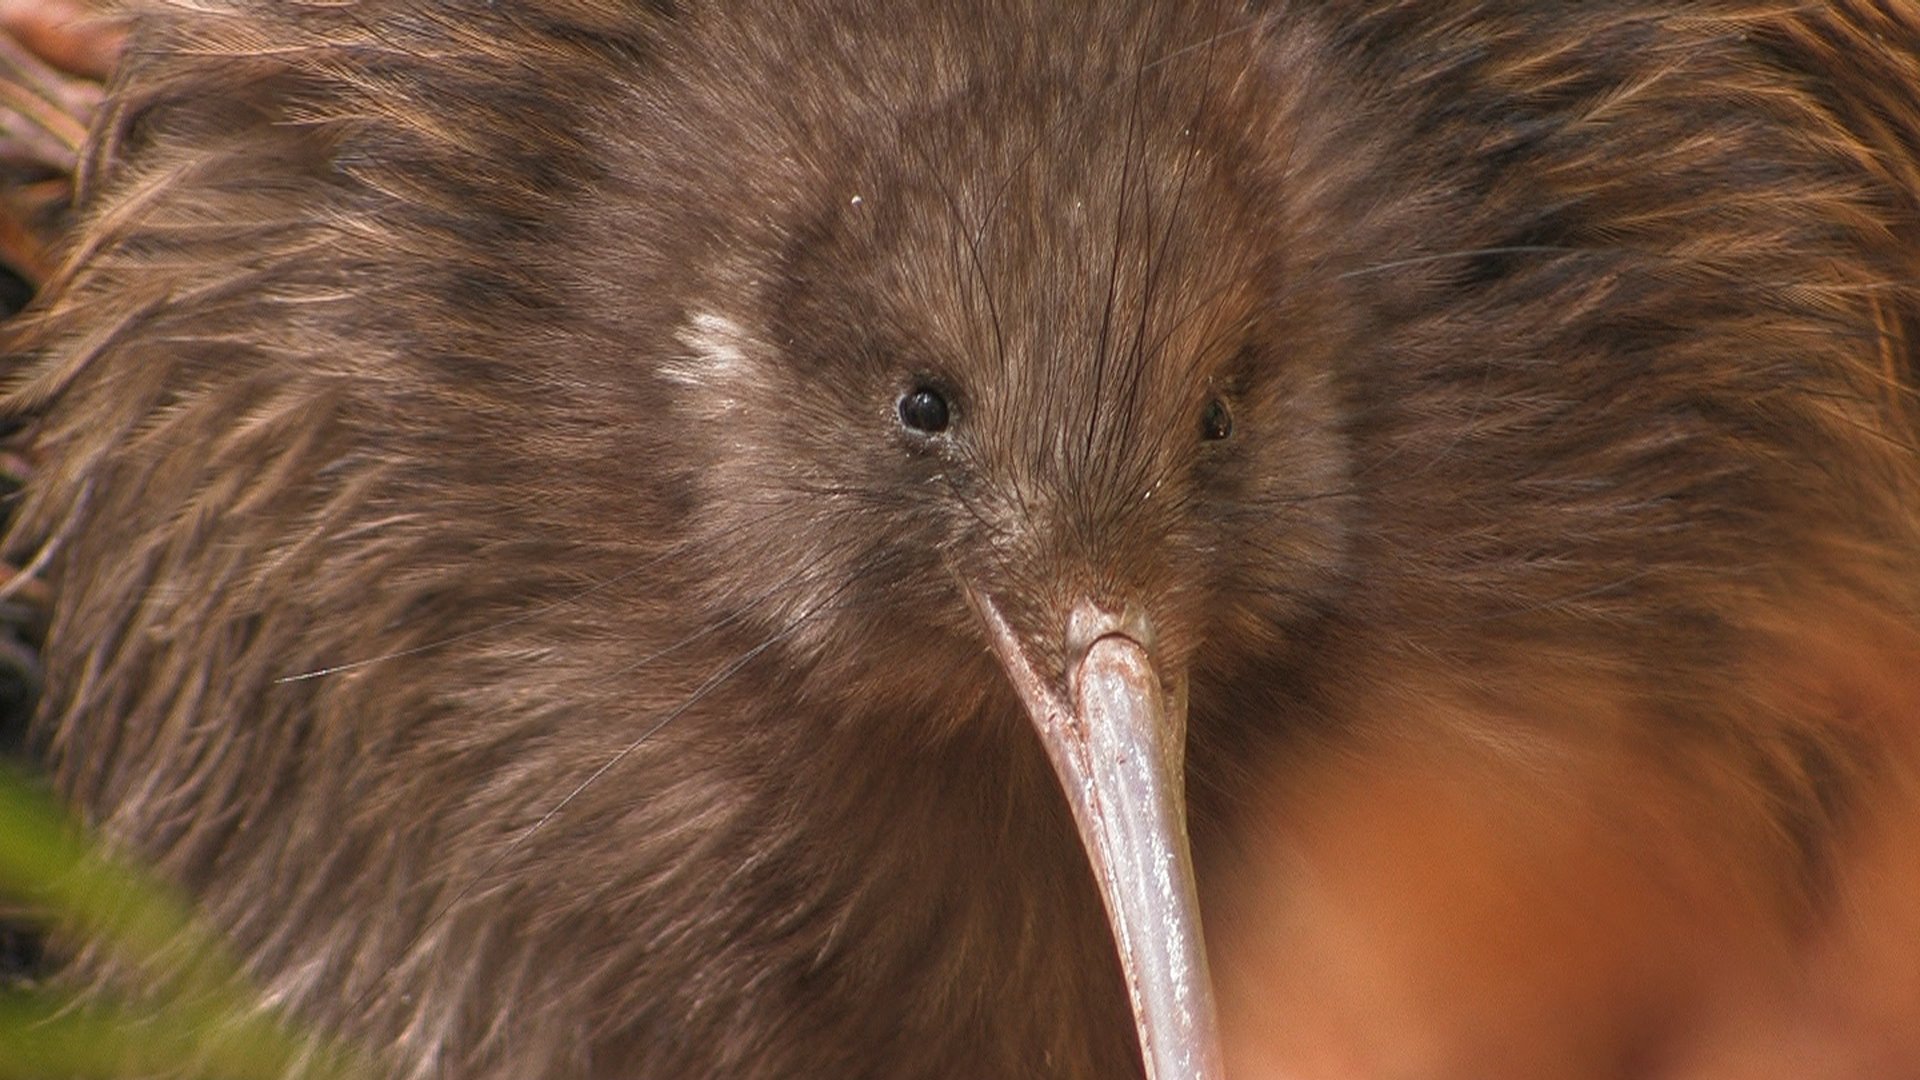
[[664, 311, 755, 391]]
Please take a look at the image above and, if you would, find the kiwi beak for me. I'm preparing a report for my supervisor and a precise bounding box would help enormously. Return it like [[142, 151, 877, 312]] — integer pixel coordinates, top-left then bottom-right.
[[974, 595, 1225, 1080]]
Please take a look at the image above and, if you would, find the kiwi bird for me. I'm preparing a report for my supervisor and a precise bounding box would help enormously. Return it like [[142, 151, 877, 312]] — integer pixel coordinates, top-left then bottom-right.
[[8, 2, 1920, 1077]]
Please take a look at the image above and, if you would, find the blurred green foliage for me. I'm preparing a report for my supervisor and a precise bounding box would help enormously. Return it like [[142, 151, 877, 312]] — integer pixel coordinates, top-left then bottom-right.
[[0, 768, 371, 1079]]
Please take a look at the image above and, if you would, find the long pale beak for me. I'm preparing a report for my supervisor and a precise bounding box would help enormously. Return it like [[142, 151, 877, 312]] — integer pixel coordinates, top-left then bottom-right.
[[975, 596, 1225, 1080]]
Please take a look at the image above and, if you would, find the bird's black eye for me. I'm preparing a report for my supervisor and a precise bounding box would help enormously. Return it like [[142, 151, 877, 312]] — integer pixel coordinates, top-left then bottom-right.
[[898, 386, 950, 433], [1200, 397, 1233, 440]]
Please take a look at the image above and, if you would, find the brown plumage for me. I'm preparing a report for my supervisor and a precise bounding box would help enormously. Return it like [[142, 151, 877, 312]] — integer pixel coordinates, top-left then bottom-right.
[[8, 1, 1920, 1077]]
